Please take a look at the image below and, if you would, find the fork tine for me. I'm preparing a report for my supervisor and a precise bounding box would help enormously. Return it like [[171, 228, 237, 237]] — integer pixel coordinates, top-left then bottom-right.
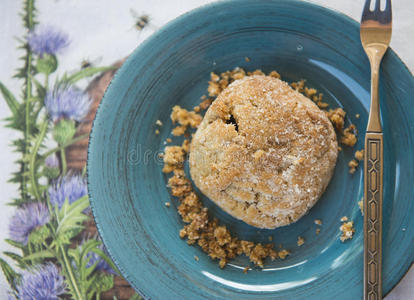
[[363, 0, 372, 14], [384, 0, 392, 21], [375, 0, 381, 11]]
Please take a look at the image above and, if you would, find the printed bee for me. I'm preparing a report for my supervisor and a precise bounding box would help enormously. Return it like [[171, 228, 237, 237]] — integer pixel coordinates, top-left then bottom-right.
[[130, 9, 153, 32], [135, 14, 149, 31], [80, 57, 102, 69]]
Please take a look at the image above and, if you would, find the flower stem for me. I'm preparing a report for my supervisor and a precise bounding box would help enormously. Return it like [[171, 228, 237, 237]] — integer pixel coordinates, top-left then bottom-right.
[[42, 133, 88, 160], [29, 118, 48, 201], [45, 73, 49, 91], [22, 0, 36, 202], [60, 147, 67, 175], [59, 244, 84, 300]]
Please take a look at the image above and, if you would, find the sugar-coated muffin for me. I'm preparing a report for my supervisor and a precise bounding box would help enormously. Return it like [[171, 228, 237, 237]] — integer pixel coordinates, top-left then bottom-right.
[[189, 75, 338, 229]]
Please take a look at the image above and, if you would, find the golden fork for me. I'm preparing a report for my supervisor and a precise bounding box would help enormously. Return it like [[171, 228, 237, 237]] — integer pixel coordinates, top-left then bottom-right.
[[360, 0, 392, 299]]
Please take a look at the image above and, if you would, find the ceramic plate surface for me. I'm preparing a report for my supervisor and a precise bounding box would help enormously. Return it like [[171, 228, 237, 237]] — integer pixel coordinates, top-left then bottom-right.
[[88, 0, 414, 299]]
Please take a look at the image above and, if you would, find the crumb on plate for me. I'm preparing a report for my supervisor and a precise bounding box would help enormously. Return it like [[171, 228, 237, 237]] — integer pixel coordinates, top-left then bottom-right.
[[314, 219, 322, 225], [340, 220, 355, 242], [326, 108, 346, 130], [358, 199, 364, 215], [355, 149, 364, 161], [348, 159, 359, 174]]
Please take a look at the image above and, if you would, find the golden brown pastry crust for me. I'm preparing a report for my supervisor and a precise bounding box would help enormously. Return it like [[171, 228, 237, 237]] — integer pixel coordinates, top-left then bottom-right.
[[189, 75, 338, 229]]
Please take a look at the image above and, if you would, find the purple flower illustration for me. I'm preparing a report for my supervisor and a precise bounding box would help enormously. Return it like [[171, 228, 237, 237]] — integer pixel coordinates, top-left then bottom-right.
[[45, 85, 91, 122], [45, 154, 59, 168], [17, 263, 66, 300], [9, 202, 50, 245], [28, 26, 69, 56], [86, 243, 117, 275], [48, 175, 88, 209]]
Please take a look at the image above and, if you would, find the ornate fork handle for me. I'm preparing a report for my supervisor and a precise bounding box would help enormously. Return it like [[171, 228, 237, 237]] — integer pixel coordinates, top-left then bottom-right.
[[364, 132, 383, 300]]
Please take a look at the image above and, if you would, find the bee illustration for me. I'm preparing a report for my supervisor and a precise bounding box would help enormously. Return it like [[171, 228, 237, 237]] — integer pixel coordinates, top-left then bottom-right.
[[80, 57, 102, 69], [130, 9, 154, 32]]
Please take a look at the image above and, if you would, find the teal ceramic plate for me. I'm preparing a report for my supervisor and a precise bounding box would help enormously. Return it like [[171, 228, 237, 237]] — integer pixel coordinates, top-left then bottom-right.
[[87, 0, 414, 299]]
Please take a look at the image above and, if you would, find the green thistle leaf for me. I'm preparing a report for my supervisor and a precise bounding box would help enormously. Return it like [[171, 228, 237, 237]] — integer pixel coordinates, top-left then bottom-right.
[[4, 239, 25, 250], [22, 249, 54, 262], [3, 252, 27, 269], [32, 76, 46, 101], [88, 247, 119, 275], [62, 66, 116, 84], [90, 272, 114, 294], [0, 257, 20, 291], [28, 225, 50, 245], [0, 81, 20, 117], [55, 196, 90, 246]]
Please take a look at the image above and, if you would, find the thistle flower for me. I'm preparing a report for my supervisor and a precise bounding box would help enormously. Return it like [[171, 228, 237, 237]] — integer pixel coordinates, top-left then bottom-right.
[[48, 175, 88, 209], [9, 202, 50, 245], [16, 263, 66, 300], [45, 85, 91, 122], [45, 154, 59, 168], [86, 243, 117, 275], [28, 26, 69, 56]]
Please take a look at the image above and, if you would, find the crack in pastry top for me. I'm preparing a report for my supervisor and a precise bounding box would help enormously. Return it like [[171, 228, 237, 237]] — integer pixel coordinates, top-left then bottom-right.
[[189, 75, 338, 229]]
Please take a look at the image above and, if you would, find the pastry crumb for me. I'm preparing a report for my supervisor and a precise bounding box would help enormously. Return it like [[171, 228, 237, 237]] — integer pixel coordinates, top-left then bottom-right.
[[355, 149, 364, 161], [355, 113, 360, 119], [156, 119, 163, 126], [358, 199, 364, 215], [165, 202, 171, 207], [172, 125, 186, 136], [316, 228, 321, 235], [297, 236, 305, 246], [348, 159, 359, 174], [199, 98, 213, 110], [166, 138, 172, 143], [326, 108, 346, 130], [245, 57, 250, 62], [171, 105, 202, 128], [340, 220, 355, 242], [341, 124, 357, 147], [290, 79, 305, 93], [162, 146, 186, 173], [243, 266, 250, 273], [193, 105, 200, 112], [247, 69, 265, 76], [268, 70, 280, 79], [340, 216, 348, 222], [194, 255, 199, 261], [314, 219, 322, 225], [317, 101, 329, 108], [278, 249, 290, 259], [155, 129, 160, 135]]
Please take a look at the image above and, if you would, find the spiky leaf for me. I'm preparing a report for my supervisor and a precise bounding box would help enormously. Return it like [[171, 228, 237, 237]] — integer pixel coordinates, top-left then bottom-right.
[[0, 81, 20, 117], [0, 257, 20, 291], [63, 66, 116, 84]]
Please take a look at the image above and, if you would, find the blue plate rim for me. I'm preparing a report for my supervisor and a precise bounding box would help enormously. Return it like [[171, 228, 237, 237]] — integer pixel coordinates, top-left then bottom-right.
[[87, 0, 414, 299]]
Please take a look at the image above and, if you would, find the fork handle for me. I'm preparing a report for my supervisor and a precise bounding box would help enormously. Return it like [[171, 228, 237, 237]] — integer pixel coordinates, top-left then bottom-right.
[[364, 132, 383, 300]]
